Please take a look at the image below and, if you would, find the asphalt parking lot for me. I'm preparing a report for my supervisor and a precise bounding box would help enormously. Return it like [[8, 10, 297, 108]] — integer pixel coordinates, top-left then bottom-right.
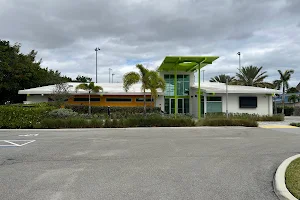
[[0, 127, 299, 200]]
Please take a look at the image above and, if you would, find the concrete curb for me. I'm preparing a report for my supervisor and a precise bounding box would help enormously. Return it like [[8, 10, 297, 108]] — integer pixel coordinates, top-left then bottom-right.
[[274, 154, 300, 200]]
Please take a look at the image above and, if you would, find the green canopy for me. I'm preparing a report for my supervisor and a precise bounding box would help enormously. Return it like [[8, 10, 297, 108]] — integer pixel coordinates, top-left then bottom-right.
[[158, 56, 219, 72], [158, 56, 219, 120]]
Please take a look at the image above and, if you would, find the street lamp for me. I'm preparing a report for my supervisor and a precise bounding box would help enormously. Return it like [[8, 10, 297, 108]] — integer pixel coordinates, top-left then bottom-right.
[[237, 52, 241, 71], [226, 77, 229, 118], [109, 68, 112, 83], [95, 47, 100, 83], [112, 73, 115, 83]]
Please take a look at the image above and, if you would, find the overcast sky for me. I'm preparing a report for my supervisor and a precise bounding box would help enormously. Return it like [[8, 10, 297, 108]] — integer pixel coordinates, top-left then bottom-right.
[[1, 0, 300, 86]]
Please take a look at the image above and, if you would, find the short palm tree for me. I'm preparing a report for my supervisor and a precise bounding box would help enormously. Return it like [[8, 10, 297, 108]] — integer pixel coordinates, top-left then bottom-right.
[[146, 71, 166, 107], [273, 69, 295, 113], [123, 64, 153, 115], [209, 74, 235, 83], [235, 66, 272, 88], [288, 94, 300, 107], [75, 82, 103, 115]]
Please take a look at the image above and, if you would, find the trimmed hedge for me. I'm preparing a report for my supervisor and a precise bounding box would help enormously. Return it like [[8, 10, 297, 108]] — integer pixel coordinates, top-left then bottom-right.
[[36, 115, 195, 129], [205, 112, 284, 121], [65, 105, 161, 117], [276, 106, 294, 116], [198, 118, 258, 127], [0, 104, 55, 128]]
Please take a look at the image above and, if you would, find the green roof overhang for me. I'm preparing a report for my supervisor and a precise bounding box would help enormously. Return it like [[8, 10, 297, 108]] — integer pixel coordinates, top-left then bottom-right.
[[157, 56, 219, 72]]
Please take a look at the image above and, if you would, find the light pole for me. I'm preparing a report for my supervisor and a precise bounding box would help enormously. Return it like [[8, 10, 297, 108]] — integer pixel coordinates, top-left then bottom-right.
[[237, 52, 241, 71], [112, 73, 115, 83], [95, 47, 100, 83], [201, 70, 205, 82], [109, 68, 112, 83], [226, 77, 229, 118]]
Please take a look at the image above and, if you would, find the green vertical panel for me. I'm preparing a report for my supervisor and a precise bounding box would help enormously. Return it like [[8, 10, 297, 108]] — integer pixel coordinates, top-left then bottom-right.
[[174, 68, 177, 117]]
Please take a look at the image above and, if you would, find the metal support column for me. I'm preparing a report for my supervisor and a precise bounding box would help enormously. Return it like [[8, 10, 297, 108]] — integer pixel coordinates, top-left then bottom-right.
[[174, 66, 177, 118], [198, 65, 201, 120]]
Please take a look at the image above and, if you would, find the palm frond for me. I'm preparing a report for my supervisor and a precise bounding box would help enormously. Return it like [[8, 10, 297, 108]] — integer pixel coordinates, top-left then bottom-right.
[[123, 72, 140, 92], [75, 83, 89, 92], [92, 86, 103, 93]]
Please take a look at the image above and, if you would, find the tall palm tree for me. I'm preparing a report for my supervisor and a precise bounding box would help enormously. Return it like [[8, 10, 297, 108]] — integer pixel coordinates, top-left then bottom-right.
[[288, 94, 300, 108], [273, 69, 295, 114], [75, 82, 103, 115], [235, 66, 273, 88], [209, 74, 235, 83], [123, 64, 150, 115], [146, 71, 166, 107]]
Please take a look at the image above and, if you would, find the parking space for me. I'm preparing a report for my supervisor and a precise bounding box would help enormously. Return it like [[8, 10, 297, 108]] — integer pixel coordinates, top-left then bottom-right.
[[0, 127, 300, 200]]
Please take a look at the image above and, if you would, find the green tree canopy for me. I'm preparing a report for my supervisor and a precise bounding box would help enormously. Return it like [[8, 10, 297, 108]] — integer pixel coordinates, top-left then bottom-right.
[[273, 69, 294, 114], [209, 74, 235, 83], [74, 75, 92, 83], [287, 87, 299, 93], [235, 66, 272, 88], [75, 82, 103, 115], [0, 40, 71, 104]]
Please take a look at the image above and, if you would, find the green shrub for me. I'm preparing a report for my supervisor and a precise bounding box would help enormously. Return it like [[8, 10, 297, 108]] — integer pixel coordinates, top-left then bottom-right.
[[0, 105, 55, 129], [48, 108, 78, 118], [65, 105, 161, 116], [290, 123, 300, 127], [276, 106, 294, 116], [39, 118, 90, 128], [199, 118, 258, 127], [205, 112, 284, 121], [124, 115, 195, 127]]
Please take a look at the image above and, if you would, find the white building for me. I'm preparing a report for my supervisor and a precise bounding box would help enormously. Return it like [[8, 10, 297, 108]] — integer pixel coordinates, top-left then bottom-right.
[[18, 56, 281, 118]]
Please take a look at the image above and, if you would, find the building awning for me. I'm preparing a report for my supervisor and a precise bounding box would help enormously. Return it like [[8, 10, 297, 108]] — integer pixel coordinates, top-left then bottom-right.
[[157, 56, 219, 72]]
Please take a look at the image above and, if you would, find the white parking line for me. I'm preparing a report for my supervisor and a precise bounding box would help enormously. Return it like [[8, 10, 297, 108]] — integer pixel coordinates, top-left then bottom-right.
[[0, 140, 35, 147]]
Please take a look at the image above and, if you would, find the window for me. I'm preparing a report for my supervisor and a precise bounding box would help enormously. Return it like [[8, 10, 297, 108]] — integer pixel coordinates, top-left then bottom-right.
[[136, 98, 153, 102], [239, 97, 257, 108], [207, 96, 222, 101], [106, 98, 132, 102], [164, 74, 190, 96], [74, 97, 100, 102]]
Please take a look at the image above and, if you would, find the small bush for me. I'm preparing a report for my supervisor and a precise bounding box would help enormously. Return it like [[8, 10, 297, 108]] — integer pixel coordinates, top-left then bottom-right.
[[199, 118, 258, 127], [290, 123, 300, 127], [48, 108, 78, 118], [276, 106, 294, 116]]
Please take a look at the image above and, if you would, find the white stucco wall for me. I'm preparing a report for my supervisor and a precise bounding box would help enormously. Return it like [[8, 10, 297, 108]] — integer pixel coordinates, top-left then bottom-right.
[[190, 88, 274, 116], [155, 95, 164, 111], [218, 93, 273, 115], [26, 95, 48, 103]]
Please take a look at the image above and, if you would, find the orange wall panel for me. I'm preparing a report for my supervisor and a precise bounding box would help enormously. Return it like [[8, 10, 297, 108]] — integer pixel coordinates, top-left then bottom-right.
[[66, 95, 154, 107]]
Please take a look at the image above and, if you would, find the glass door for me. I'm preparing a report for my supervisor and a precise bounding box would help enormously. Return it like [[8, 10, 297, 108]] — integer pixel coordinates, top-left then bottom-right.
[[169, 98, 184, 114], [170, 98, 175, 114]]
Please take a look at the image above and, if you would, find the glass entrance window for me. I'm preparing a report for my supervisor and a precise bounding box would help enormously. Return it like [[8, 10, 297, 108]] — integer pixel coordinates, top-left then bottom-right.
[[164, 74, 189, 96]]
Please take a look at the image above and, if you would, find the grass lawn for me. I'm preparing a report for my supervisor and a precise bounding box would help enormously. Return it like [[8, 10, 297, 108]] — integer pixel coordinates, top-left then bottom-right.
[[285, 158, 300, 199]]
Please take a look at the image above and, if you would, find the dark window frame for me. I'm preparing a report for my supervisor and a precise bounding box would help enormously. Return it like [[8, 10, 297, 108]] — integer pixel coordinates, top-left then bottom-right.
[[239, 96, 257, 108], [106, 98, 132, 102], [136, 98, 153, 102], [74, 97, 100, 102]]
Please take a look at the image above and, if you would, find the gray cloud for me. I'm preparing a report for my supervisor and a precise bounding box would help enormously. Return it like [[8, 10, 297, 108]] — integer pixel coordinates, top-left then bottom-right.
[[0, 0, 299, 85]]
